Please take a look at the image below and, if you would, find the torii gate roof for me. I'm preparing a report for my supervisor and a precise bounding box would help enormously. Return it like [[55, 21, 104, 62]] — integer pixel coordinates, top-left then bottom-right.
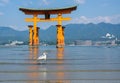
[[19, 5, 77, 15]]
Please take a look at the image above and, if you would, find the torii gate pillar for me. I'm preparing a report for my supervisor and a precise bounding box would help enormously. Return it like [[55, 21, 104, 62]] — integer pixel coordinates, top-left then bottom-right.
[[56, 14, 66, 48], [28, 25, 40, 46], [56, 25, 65, 48], [28, 25, 33, 46]]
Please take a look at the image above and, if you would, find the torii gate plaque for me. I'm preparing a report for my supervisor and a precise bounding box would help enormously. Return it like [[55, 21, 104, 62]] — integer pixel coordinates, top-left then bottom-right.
[[19, 6, 77, 48]]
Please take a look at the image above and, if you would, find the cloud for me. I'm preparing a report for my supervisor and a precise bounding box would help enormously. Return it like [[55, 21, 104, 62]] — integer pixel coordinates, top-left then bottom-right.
[[101, 3, 109, 7], [71, 15, 120, 24], [93, 16, 111, 23], [0, 12, 3, 15], [0, 0, 9, 6], [74, 0, 85, 4], [1, 0, 9, 3], [109, 15, 120, 24], [29, 1, 33, 5], [42, 0, 49, 5]]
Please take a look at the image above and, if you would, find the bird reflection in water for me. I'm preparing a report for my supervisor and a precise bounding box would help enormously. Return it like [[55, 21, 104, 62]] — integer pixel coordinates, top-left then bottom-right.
[[27, 46, 46, 83], [27, 47, 69, 83]]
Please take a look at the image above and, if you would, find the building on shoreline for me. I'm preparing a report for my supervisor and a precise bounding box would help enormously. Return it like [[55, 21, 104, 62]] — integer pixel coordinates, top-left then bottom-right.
[[75, 40, 92, 46], [74, 39, 120, 46]]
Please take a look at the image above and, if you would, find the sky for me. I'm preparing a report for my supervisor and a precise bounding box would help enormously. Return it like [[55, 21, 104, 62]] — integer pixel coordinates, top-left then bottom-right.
[[0, 0, 120, 30]]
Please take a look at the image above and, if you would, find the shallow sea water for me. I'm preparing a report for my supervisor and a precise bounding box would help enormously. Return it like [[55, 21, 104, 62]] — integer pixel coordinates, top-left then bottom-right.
[[0, 45, 120, 83]]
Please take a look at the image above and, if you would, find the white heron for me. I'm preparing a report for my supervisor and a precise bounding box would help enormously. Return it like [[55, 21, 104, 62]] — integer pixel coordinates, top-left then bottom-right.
[[38, 52, 47, 60]]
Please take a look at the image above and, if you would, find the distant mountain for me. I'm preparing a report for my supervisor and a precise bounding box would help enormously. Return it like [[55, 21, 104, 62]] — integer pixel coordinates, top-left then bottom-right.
[[0, 27, 28, 44], [65, 23, 120, 41], [0, 23, 120, 44], [40, 22, 120, 42]]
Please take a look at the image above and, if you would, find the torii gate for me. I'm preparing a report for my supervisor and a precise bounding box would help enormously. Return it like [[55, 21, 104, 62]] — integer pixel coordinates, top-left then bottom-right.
[[19, 6, 77, 48]]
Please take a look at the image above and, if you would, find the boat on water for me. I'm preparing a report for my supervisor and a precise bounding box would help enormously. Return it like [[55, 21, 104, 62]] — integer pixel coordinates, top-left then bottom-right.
[[5, 40, 24, 46]]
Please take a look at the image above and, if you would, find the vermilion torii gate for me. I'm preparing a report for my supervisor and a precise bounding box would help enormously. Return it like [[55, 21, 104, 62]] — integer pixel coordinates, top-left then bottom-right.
[[19, 6, 77, 48]]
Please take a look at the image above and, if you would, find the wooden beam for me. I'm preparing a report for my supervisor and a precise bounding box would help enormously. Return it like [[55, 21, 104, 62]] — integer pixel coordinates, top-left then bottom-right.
[[25, 17, 71, 22]]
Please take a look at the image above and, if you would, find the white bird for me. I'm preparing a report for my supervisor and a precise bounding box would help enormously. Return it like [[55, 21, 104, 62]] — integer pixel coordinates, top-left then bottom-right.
[[38, 52, 47, 60]]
